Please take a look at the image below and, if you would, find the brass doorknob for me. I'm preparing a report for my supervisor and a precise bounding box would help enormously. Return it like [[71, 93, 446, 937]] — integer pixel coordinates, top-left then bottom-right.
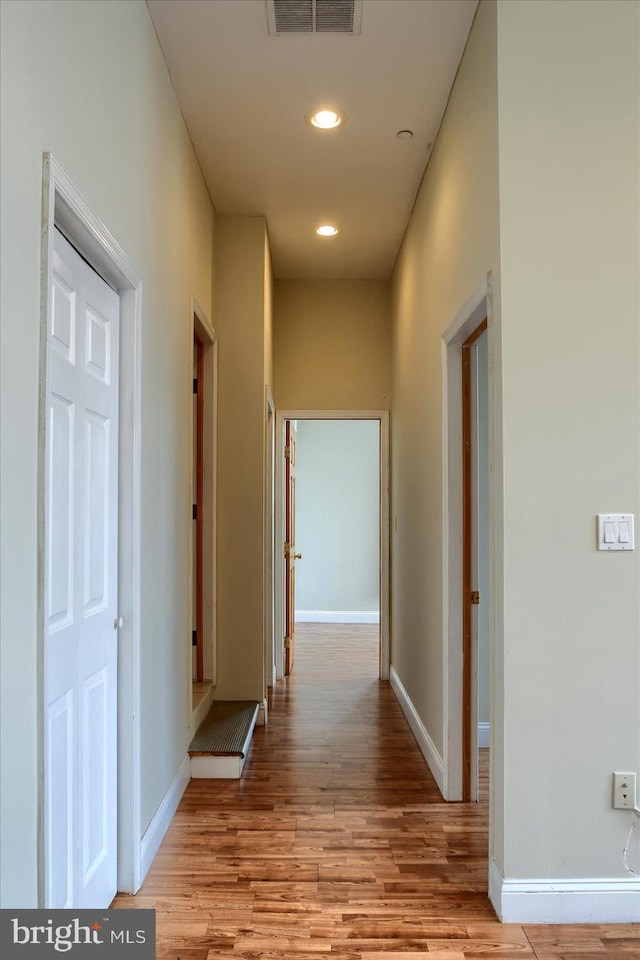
[[293, 553, 303, 560]]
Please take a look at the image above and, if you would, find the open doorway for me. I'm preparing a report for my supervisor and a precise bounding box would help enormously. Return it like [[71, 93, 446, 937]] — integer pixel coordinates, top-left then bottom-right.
[[275, 411, 390, 683], [295, 419, 380, 618], [462, 322, 490, 802], [443, 280, 492, 806], [189, 304, 217, 727]]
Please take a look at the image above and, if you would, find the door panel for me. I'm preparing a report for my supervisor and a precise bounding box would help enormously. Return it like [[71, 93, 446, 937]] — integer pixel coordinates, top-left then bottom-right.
[[51, 273, 75, 362], [81, 668, 109, 885], [48, 395, 74, 631], [85, 306, 111, 383], [45, 228, 119, 908], [47, 690, 74, 908], [83, 411, 109, 614]]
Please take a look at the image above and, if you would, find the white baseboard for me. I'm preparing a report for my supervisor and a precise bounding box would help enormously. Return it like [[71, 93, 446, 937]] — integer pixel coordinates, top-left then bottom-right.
[[478, 721, 490, 748], [140, 755, 190, 883], [389, 666, 445, 797], [295, 610, 380, 624], [489, 858, 640, 923]]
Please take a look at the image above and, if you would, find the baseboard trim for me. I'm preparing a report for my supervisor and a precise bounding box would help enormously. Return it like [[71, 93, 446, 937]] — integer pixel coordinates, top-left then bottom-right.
[[478, 721, 490, 748], [389, 666, 445, 797], [489, 858, 640, 923], [140, 755, 190, 883], [295, 610, 380, 624]]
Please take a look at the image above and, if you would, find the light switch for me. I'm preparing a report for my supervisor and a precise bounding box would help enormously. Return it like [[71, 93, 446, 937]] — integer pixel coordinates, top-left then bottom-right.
[[597, 514, 635, 551]]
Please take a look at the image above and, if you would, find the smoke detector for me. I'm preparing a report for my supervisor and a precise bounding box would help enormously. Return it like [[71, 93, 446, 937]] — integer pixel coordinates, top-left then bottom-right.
[[267, 0, 363, 36]]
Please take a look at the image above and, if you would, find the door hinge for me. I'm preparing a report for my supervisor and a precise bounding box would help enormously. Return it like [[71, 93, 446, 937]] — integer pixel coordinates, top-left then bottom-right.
[[471, 590, 481, 605], [193, 378, 198, 394], [284, 445, 291, 459], [192, 503, 197, 520], [284, 637, 291, 649], [192, 630, 197, 647]]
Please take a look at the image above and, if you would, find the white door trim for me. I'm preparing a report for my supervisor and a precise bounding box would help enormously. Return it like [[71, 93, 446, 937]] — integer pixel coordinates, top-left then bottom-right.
[[274, 410, 390, 682], [441, 276, 491, 803], [265, 389, 276, 697], [39, 154, 143, 899]]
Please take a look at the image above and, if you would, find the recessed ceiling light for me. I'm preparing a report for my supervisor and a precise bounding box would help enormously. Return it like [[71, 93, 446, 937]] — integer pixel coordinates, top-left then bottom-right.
[[315, 224, 340, 237], [306, 108, 346, 130], [396, 129, 413, 140]]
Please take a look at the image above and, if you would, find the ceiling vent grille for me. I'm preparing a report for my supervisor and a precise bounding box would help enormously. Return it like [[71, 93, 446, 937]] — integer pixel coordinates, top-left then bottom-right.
[[267, 0, 363, 36]]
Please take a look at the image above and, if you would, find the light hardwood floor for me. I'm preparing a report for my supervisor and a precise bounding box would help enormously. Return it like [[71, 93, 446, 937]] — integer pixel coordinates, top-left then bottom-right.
[[114, 624, 639, 959]]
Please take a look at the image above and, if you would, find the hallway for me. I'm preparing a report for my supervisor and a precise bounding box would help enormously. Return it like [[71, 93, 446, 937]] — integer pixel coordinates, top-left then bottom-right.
[[113, 626, 636, 958]]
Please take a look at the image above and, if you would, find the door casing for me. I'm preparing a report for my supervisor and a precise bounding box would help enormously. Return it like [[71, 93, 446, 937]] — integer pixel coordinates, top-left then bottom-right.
[[442, 276, 493, 809], [39, 154, 143, 900], [462, 319, 488, 802], [274, 410, 390, 682], [187, 300, 217, 721], [264, 389, 276, 693]]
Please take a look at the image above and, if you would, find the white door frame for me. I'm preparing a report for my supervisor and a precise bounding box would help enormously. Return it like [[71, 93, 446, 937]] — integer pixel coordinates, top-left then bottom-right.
[[274, 410, 390, 682], [441, 276, 492, 802], [38, 154, 143, 900]]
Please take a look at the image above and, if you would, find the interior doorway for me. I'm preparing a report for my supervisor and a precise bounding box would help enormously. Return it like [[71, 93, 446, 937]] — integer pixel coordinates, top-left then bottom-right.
[[443, 278, 492, 806], [462, 321, 490, 802], [189, 304, 217, 724], [275, 411, 390, 683], [264, 390, 276, 692], [192, 332, 205, 683], [40, 155, 143, 902]]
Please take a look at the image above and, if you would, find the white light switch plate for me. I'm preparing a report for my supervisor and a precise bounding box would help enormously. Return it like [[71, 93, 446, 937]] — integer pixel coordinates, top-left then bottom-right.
[[597, 514, 635, 551]]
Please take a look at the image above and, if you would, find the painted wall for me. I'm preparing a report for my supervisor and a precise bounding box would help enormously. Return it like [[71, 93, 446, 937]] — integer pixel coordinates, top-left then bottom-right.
[[214, 217, 272, 703], [392, 0, 640, 895], [274, 280, 391, 411], [497, 0, 640, 880], [0, 0, 214, 905], [295, 420, 380, 616], [390, 0, 501, 800], [264, 239, 274, 391]]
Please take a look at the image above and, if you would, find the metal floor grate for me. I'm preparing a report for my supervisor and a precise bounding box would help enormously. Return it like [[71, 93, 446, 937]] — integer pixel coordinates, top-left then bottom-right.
[[188, 700, 259, 757]]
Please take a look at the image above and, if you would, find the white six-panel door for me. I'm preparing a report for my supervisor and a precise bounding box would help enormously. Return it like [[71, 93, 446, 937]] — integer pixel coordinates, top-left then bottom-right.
[[45, 228, 119, 908]]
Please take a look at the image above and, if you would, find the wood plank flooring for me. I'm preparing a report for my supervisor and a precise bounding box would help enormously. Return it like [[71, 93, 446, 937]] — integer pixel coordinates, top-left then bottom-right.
[[113, 624, 639, 959]]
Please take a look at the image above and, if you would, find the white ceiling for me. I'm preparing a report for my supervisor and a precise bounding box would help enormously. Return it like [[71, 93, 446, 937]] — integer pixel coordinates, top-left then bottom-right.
[[147, 0, 478, 279]]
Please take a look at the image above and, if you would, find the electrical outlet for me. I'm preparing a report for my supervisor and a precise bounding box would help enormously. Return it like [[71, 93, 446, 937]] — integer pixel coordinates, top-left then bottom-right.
[[612, 772, 637, 810]]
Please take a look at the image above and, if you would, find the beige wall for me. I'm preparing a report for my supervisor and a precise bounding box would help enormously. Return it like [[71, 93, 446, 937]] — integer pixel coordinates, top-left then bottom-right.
[[391, 0, 501, 801], [0, 0, 214, 904], [274, 280, 391, 411], [214, 217, 272, 703], [497, 0, 640, 880], [392, 0, 640, 893]]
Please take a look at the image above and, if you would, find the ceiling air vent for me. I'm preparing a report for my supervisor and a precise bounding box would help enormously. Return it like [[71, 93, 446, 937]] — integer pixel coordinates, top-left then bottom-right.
[[267, 0, 363, 36]]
